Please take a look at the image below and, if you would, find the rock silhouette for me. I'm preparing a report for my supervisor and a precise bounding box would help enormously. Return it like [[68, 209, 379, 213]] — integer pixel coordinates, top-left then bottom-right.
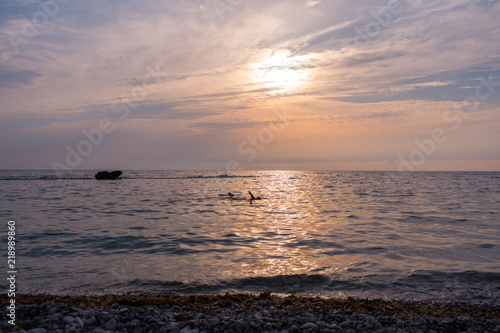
[[95, 170, 123, 180]]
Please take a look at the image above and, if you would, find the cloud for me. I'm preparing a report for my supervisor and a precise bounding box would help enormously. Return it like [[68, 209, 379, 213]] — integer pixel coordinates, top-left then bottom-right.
[[0, 68, 40, 87], [383, 81, 457, 93], [0, 0, 499, 170], [355, 110, 407, 121]]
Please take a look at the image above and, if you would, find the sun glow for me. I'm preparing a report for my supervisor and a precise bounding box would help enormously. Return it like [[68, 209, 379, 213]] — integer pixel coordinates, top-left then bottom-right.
[[251, 50, 311, 93]]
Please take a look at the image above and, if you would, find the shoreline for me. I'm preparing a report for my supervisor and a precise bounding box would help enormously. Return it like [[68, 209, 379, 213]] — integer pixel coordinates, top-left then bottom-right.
[[2, 293, 499, 332]]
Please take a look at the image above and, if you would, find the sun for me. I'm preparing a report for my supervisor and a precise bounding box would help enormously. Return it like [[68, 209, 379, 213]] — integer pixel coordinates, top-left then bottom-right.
[[251, 50, 310, 93]]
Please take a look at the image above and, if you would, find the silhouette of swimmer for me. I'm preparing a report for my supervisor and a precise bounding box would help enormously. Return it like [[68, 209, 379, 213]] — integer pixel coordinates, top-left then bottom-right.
[[248, 191, 261, 201], [223, 192, 245, 201]]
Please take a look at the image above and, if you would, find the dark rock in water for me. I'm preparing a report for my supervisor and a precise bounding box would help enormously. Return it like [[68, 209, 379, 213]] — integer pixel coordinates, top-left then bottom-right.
[[95, 170, 122, 180]]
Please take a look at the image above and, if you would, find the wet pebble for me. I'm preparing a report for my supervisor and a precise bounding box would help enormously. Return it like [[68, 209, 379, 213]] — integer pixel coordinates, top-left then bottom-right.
[[301, 322, 318, 330], [85, 316, 96, 325], [27, 329, 47, 333], [105, 318, 117, 331], [50, 313, 62, 321], [74, 316, 84, 328], [2, 297, 498, 333]]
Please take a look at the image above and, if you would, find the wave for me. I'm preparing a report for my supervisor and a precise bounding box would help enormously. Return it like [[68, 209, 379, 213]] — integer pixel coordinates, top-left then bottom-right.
[[0, 175, 257, 181], [0, 176, 93, 180], [52, 271, 500, 301]]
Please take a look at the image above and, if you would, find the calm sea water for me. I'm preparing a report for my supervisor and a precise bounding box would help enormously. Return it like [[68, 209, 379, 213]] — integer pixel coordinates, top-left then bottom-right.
[[0, 170, 499, 301]]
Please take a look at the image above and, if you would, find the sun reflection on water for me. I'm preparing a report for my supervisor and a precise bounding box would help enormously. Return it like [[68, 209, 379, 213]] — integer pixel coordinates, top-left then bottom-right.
[[243, 171, 329, 278]]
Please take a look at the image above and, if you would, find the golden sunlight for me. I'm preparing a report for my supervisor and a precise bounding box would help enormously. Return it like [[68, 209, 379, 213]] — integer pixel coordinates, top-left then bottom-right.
[[251, 50, 310, 93]]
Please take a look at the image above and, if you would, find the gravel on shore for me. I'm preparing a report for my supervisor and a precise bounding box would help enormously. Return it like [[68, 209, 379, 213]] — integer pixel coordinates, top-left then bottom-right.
[[1, 292, 499, 333]]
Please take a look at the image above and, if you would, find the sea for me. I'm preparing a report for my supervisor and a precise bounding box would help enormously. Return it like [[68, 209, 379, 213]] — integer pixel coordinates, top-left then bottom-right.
[[1, 170, 499, 302]]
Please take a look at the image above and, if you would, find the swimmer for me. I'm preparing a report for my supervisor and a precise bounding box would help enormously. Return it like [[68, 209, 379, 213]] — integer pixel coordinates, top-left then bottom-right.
[[248, 191, 261, 201], [218, 192, 236, 200]]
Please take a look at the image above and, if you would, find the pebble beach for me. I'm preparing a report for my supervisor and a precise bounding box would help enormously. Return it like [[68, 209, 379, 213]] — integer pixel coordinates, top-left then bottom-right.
[[2, 293, 499, 333]]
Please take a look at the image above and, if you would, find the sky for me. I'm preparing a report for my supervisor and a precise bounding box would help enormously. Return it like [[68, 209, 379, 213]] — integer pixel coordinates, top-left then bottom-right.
[[1, 0, 499, 171]]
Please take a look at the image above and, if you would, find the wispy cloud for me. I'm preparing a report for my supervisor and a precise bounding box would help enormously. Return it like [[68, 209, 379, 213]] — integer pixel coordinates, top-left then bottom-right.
[[0, 68, 41, 87]]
